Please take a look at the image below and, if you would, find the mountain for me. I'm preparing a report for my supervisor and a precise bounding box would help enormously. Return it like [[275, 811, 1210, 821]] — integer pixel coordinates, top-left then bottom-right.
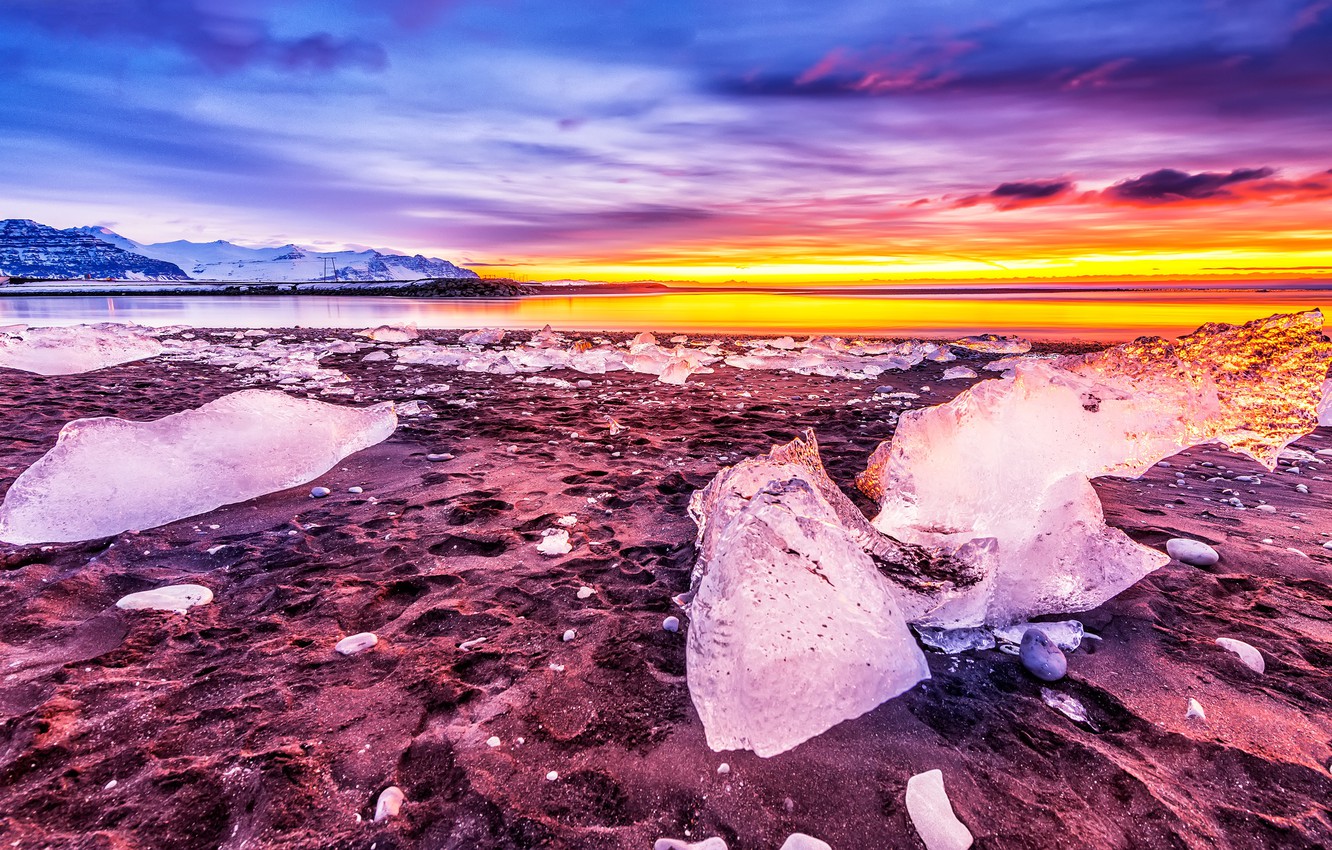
[[73, 227, 478, 282], [0, 220, 190, 280]]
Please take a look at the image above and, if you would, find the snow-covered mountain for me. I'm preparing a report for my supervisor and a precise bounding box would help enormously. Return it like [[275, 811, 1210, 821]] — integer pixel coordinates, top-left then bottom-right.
[[0, 220, 189, 280], [74, 226, 478, 282]]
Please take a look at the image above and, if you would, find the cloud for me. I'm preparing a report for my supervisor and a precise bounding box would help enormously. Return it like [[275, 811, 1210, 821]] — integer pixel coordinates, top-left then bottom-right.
[[6, 0, 387, 74], [1104, 167, 1276, 203], [952, 179, 1075, 210]]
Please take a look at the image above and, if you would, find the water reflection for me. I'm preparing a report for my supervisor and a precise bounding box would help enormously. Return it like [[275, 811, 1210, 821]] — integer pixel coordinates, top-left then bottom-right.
[[0, 287, 1327, 341]]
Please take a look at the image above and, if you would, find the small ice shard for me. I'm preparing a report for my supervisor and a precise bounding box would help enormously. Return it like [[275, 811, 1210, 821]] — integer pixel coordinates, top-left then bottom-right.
[[952, 333, 1031, 354], [914, 626, 996, 654], [1216, 637, 1265, 673], [557, 514, 578, 527], [116, 584, 213, 613], [335, 632, 378, 655], [1019, 629, 1067, 681], [606, 418, 626, 435], [631, 331, 658, 347], [362, 350, 391, 362], [576, 586, 594, 599], [1166, 538, 1219, 566], [655, 839, 728, 850], [0, 323, 164, 375], [0, 390, 397, 544], [991, 620, 1084, 652], [373, 786, 404, 821], [716, 762, 730, 774], [537, 530, 572, 556], [663, 616, 681, 632], [358, 324, 418, 343], [1040, 687, 1090, 724], [861, 311, 1332, 627], [906, 769, 974, 850], [780, 835, 832, 850], [486, 736, 501, 747], [1186, 698, 1207, 720], [685, 433, 929, 757], [941, 366, 979, 381], [460, 328, 505, 345]]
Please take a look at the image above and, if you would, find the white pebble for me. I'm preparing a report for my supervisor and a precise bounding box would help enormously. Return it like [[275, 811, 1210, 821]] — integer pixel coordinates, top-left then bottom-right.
[[1216, 637, 1265, 673], [576, 586, 595, 599], [906, 769, 974, 850], [655, 839, 727, 850], [374, 786, 404, 821], [780, 835, 832, 850], [335, 632, 379, 656], [104, 779, 117, 790], [663, 616, 681, 632], [1165, 538, 1219, 566], [116, 584, 213, 613], [546, 771, 559, 781], [348, 486, 364, 494], [562, 629, 576, 642], [310, 486, 331, 498], [1186, 698, 1206, 721], [486, 736, 501, 748], [716, 763, 730, 774]]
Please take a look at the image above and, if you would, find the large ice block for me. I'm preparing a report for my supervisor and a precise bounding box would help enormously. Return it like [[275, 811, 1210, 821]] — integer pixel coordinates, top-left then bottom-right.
[[861, 310, 1332, 626], [0, 390, 397, 544], [0, 323, 164, 375]]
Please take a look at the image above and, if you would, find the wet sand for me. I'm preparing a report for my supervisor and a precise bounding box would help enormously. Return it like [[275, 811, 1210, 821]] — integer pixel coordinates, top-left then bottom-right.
[[1, 328, 1330, 849]]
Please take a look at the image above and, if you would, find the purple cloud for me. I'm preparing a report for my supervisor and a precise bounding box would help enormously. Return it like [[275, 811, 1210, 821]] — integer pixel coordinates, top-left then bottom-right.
[[1105, 167, 1275, 203]]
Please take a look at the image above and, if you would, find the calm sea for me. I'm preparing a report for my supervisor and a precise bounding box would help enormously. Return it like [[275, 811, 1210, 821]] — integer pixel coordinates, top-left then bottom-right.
[[2, 284, 1330, 341]]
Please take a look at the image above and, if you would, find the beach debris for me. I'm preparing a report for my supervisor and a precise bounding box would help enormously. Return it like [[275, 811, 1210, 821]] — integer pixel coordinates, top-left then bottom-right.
[[1166, 538, 1219, 566], [1040, 688, 1091, 724], [116, 584, 213, 613], [358, 324, 418, 342], [940, 366, 979, 380], [663, 616, 681, 632], [460, 327, 505, 345], [310, 486, 331, 498], [0, 322, 164, 375], [952, 333, 1031, 354], [1019, 629, 1067, 681], [562, 629, 576, 642], [906, 769, 974, 850], [861, 310, 1332, 627], [914, 626, 995, 654], [1216, 637, 1266, 673], [992, 620, 1085, 652], [685, 434, 928, 757], [576, 586, 595, 599], [373, 786, 404, 822], [335, 633, 378, 656], [1187, 698, 1207, 720], [0, 390, 396, 545], [780, 835, 832, 850], [655, 840, 727, 850], [537, 530, 573, 556]]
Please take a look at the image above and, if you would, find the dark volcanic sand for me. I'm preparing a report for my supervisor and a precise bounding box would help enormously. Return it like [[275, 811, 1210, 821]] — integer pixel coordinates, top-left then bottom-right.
[[1, 329, 1330, 850]]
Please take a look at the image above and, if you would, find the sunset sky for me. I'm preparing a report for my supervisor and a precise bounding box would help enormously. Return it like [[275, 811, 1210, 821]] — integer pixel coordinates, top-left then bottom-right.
[[2, 0, 1330, 283]]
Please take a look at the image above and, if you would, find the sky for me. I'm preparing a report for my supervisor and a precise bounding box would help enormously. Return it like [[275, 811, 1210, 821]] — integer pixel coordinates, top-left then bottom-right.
[[1, 0, 1330, 283]]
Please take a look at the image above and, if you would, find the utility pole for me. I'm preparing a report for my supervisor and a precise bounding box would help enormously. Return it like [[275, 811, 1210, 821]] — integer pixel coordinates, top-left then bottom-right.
[[321, 257, 336, 281]]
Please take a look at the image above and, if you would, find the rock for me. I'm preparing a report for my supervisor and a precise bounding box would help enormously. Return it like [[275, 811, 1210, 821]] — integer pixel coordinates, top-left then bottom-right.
[[335, 632, 378, 655], [562, 629, 576, 642], [577, 380, 593, 388], [310, 486, 331, 498], [348, 486, 364, 494], [116, 584, 213, 613], [655, 839, 727, 850], [426, 452, 453, 462], [546, 770, 559, 781], [780, 835, 832, 850], [1216, 637, 1265, 673], [1166, 538, 1219, 566], [663, 616, 681, 632], [374, 786, 404, 821], [717, 763, 730, 774], [1019, 629, 1067, 681], [906, 769, 974, 850], [576, 586, 594, 599], [486, 736, 501, 747], [1187, 698, 1207, 720], [537, 530, 572, 556]]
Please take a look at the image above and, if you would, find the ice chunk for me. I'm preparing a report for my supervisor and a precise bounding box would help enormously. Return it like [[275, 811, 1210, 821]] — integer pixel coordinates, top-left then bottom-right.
[[906, 769, 973, 850], [1216, 637, 1265, 673], [940, 366, 978, 381], [952, 333, 1030, 354], [780, 835, 832, 850], [357, 324, 418, 342], [460, 328, 505, 345], [1318, 378, 1332, 426], [1040, 688, 1091, 725], [654, 839, 727, 850], [0, 323, 163, 375], [685, 437, 929, 757], [116, 584, 213, 613], [0, 390, 397, 544], [861, 311, 1332, 627], [914, 626, 995, 654], [537, 530, 572, 556], [991, 620, 1084, 652]]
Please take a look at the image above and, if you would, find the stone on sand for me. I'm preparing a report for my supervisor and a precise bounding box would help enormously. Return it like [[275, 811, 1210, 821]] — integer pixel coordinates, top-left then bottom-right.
[[1187, 698, 1207, 720], [335, 632, 378, 655], [1166, 538, 1219, 566], [655, 839, 728, 850], [373, 786, 404, 821], [906, 769, 974, 850], [116, 584, 213, 613], [1216, 637, 1265, 673], [663, 616, 681, 632], [1019, 629, 1067, 682]]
